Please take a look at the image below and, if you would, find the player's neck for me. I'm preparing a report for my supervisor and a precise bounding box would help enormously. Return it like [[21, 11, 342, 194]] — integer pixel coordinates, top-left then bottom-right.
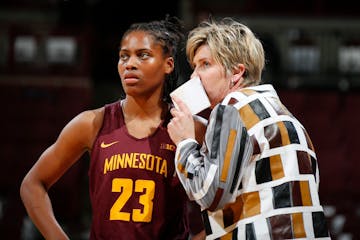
[[121, 98, 167, 138], [121, 98, 167, 121]]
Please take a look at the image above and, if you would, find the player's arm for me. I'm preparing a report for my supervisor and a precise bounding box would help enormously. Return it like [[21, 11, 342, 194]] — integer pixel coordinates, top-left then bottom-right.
[[19, 108, 103, 239]]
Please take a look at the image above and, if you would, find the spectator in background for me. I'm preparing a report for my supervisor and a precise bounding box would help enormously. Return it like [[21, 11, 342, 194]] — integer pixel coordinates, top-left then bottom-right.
[[168, 17, 330, 239], [20, 16, 204, 240]]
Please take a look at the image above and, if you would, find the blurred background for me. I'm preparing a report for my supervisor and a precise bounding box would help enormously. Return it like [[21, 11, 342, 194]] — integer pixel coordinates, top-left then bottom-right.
[[1, 0, 359, 239]]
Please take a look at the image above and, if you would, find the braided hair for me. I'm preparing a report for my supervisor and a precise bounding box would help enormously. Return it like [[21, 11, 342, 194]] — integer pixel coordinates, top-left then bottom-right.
[[121, 15, 185, 103]]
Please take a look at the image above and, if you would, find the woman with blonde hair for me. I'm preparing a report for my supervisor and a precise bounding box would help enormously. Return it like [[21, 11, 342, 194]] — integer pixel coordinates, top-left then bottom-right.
[[168, 17, 330, 239]]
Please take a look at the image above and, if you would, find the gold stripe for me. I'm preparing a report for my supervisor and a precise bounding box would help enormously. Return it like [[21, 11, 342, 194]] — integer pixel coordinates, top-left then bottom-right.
[[292, 212, 306, 238], [299, 181, 312, 206], [242, 191, 261, 219], [241, 89, 257, 96], [225, 191, 262, 222], [270, 155, 285, 180], [177, 162, 185, 173], [239, 104, 260, 130], [220, 129, 237, 182], [176, 155, 186, 174], [220, 232, 233, 240], [277, 121, 291, 145]]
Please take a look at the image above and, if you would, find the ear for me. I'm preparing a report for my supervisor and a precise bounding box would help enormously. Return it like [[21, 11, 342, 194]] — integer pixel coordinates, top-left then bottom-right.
[[231, 63, 246, 85], [164, 57, 174, 75]]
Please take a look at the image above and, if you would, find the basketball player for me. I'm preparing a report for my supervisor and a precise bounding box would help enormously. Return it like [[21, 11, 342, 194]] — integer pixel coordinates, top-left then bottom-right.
[[20, 16, 204, 240]]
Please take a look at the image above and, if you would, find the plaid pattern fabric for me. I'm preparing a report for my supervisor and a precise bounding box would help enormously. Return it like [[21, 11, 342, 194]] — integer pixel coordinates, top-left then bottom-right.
[[175, 84, 329, 239]]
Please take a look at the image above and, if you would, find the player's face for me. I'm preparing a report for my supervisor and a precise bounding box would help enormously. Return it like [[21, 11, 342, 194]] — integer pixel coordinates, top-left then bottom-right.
[[190, 44, 230, 108], [118, 31, 174, 99]]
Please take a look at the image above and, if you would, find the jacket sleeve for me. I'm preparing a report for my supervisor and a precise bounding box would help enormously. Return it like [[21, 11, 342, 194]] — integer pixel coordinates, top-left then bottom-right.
[[175, 104, 253, 211]]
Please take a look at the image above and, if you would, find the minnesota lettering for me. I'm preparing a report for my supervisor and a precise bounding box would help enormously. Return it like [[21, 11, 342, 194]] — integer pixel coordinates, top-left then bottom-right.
[[103, 152, 168, 177]]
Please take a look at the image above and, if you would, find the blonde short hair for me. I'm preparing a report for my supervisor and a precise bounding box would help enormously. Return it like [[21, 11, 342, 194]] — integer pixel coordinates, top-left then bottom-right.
[[186, 17, 265, 86]]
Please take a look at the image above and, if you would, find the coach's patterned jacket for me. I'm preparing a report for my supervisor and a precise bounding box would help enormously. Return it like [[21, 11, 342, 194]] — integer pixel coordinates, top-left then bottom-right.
[[175, 84, 330, 239]]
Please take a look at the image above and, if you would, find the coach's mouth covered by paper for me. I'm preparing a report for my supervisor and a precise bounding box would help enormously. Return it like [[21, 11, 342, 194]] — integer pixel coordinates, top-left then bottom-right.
[[170, 76, 210, 115]]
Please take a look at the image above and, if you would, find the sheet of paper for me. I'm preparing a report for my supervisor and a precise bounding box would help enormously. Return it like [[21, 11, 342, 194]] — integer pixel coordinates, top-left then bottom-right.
[[170, 76, 211, 115]]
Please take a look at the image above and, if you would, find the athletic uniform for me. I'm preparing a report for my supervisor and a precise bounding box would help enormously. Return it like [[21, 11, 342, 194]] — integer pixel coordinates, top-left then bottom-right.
[[89, 100, 190, 240], [175, 84, 330, 239]]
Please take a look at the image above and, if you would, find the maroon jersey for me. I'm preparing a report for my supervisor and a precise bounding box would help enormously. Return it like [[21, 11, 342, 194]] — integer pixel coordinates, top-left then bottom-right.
[[89, 101, 189, 240]]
